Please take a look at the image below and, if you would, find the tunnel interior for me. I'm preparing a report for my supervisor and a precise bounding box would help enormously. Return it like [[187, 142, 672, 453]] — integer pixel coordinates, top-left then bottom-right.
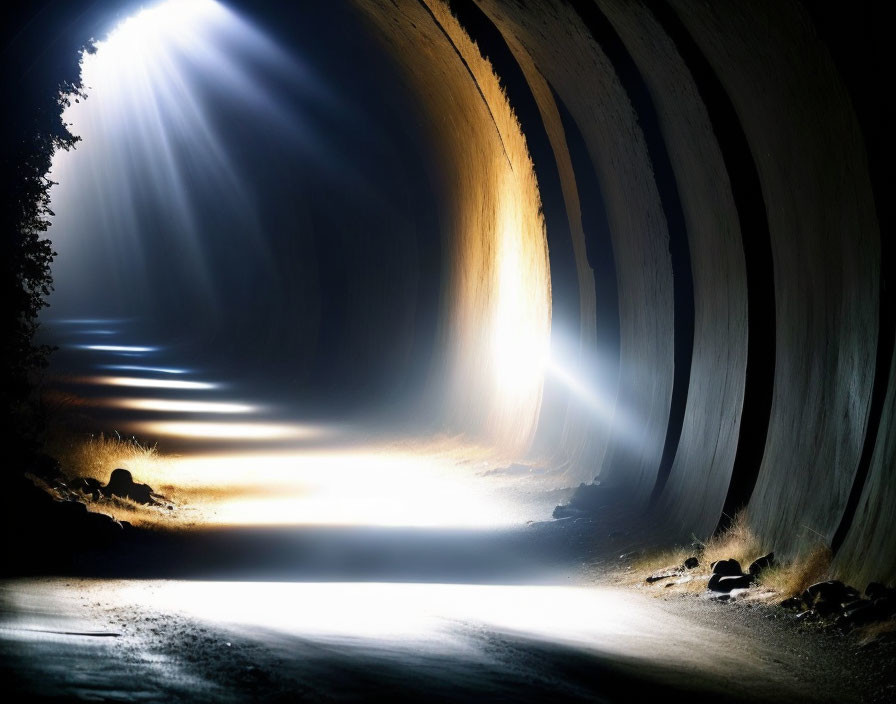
[[16, 0, 894, 586]]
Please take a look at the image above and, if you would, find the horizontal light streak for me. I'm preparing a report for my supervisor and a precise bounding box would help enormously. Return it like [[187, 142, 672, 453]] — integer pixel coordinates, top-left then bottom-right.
[[136, 421, 308, 440], [101, 364, 188, 374], [112, 398, 254, 414], [88, 375, 216, 390], [79, 344, 157, 353], [133, 446, 524, 528], [51, 318, 127, 325]]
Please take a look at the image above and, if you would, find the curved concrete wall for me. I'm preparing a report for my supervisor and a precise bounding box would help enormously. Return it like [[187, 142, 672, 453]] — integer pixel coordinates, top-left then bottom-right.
[[833, 345, 896, 586], [670, 0, 880, 559], [356, 0, 892, 582], [598, 0, 748, 541]]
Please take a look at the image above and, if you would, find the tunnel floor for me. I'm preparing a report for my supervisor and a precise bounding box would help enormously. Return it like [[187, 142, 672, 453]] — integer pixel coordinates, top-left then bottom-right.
[[3, 518, 894, 703]]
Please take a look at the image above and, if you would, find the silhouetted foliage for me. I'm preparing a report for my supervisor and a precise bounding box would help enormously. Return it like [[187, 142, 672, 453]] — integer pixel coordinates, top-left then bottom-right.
[[1, 27, 92, 462]]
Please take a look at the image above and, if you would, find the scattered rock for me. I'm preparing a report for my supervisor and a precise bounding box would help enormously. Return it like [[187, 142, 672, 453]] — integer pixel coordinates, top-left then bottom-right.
[[683, 556, 699, 570], [866, 582, 891, 600], [717, 574, 754, 591], [837, 601, 879, 628], [552, 481, 636, 518], [709, 573, 754, 592], [647, 573, 679, 584], [711, 558, 743, 577], [102, 468, 160, 506], [805, 580, 847, 605], [780, 596, 805, 610], [552, 505, 585, 519], [71, 477, 103, 501], [814, 598, 841, 616], [748, 552, 775, 576]]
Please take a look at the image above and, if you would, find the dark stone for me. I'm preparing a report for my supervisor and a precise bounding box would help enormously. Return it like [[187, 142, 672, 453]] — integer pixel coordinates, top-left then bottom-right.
[[719, 574, 754, 591], [837, 601, 880, 627], [552, 505, 585, 519], [814, 598, 840, 616], [709, 573, 753, 592], [646, 573, 678, 583], [684, 556, 699, 570], [102, 468, 159, 506], [72, 476, 103, 501], [865, 582, 890, 600], [553, 481, 636, 518], [842, 599, 867, 612], [806, 580, 847, 604], [748, 552, 775, 576], [711, 558, 743, 576], [780, 596, 805, 610]]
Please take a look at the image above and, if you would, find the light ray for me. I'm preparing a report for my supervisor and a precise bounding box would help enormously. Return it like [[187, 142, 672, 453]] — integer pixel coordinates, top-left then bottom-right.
[[87, 375, 217, 390], [135, 421, 310, 440], [101, 364, 188, 374], [110, 398, 255, 414], [78, 344, 157, 353]]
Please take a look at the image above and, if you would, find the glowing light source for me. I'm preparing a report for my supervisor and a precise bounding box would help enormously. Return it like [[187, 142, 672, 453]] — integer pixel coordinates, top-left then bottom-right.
[[94, 0, 227, 71], [111, 398, 254, 414], [88, 376, 216, 390], [135, 421, 308, 440]]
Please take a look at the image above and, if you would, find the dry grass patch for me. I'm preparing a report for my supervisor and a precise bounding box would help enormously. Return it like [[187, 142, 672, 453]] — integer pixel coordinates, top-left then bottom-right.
[[48, 431, 164, 483], [620, 513, 842, 606], [627, 512, 761, 582], [699, 513, 763, 568], [757, 545, 832, 599], [42, 431, 188, 529]]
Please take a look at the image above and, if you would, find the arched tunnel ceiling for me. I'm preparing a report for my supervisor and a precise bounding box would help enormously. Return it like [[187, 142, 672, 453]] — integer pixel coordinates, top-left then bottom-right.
[[353, 0, 893, 583]]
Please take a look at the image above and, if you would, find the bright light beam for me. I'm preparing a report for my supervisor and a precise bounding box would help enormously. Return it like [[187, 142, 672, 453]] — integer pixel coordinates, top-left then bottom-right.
[[101, 364, 188, 374], [135, 421, 311, 440], [79, 345, 157, 353], [88, 375, 217, 390], [546, 359, 613, 421], [111, 398, 254, 414]]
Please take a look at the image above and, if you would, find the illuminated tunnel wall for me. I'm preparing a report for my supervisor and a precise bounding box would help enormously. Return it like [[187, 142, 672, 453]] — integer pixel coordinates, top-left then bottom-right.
[[354, 0, 893, 583]]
